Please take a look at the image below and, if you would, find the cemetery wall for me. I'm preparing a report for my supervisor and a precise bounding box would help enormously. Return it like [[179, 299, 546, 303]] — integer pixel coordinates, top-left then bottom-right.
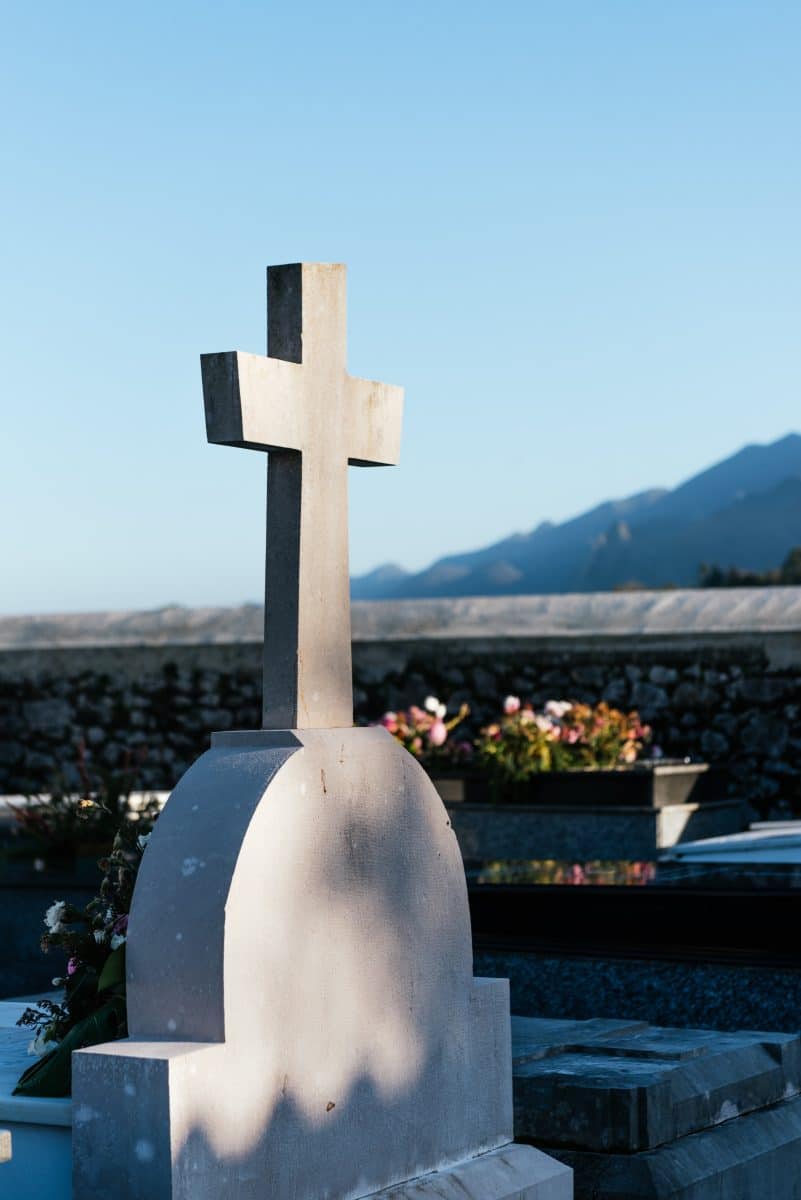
[[1, 588, 801, 816]]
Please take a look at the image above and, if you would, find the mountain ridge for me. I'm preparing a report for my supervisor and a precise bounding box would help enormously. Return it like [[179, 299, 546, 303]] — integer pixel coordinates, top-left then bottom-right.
[[352, 434, 801, 599]]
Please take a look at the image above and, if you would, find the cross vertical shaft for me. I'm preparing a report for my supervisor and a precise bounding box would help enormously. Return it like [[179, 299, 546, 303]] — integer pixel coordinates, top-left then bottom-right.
[[201, 262, 404, 731], [263, 265, 352, 728]]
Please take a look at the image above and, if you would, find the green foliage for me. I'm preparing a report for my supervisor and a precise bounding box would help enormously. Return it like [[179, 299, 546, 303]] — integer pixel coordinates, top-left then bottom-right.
[[11, 742, 159, 865], [14, 997, 126, 1098], [699, 545, 801, 588], [14, 820, 149, 1097], [475, 699, 651, 788]]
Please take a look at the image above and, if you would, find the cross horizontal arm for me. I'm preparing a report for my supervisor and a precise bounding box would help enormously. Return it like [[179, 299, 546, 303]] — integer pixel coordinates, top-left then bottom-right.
[[347, 377, 404, 466], [201, 351, 306, 451]]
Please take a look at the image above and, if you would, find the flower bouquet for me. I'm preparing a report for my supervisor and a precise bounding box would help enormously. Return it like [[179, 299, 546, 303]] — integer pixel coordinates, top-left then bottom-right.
[[377, 696, 472, 768], [13, 821, 150, 1098], [475, 696, 651, 800]]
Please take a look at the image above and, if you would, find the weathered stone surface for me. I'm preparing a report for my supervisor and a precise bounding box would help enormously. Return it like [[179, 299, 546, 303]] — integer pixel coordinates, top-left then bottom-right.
[[549, 1096, 801, 1199], [741, 712, 788, 755], [511, 1015, 801, 1198], [21, 699, 71, 734], [202, 263, 403, 731], [649, 665, 679, 685], [630, 681, 669, 711], [366, 1144, 571, 1199], [5, 600, 801, 819], [0, 742, 23, 765], [700, 729, 729, 757], [511, 1016, 800, 1152], [72, 728, 520, 1200]]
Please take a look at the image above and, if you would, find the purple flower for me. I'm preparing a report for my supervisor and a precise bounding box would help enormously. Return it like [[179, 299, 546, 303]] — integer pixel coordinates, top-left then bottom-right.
[[112, 914, 129, 935], [67, 957, 79, 977]]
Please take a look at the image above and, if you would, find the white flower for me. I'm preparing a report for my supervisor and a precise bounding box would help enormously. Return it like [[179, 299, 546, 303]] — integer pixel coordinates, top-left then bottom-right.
[[51, 977, 64, 988], [44, 901, 67, 933], [424, 696, 441, 715], [503, 696, 521, 715], [436, 702, 447, 719], [137, 833, 152, 851], [534, 715, 558, 734], [110, 933, 127, 951], [93, 930, 107, 944], [28, 1030, 53, 1057], [544, 700, 572, 720]]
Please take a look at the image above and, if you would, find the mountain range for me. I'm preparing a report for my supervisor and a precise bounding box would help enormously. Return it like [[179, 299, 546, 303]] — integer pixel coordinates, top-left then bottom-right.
[[351, 434, 801, 599]]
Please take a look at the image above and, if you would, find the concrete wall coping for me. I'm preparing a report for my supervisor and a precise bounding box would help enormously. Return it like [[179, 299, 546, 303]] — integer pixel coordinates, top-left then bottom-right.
[[1, 587, 801, 650]]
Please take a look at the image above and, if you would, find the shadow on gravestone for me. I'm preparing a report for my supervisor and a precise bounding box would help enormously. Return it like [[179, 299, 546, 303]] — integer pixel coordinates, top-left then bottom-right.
[[71, 265, 571, 1200]]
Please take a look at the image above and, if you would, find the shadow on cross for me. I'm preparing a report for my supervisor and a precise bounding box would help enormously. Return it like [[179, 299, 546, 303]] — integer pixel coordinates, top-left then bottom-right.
[[73, 727, 509, 1197]]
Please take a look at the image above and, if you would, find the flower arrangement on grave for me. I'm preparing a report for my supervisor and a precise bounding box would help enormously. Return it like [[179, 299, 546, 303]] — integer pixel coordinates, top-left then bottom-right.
[[13, 818, 151, 1098], [10, 741, 159, 869], [377, 696, 472, 767], [475, 859, 657, 886], [475, 697, 651, 786]]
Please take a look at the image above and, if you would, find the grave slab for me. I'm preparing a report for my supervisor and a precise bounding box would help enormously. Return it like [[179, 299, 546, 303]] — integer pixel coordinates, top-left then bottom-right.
[[552, 1098, 801, 1199], [511, 1015, 801, 1198], [0, 1001, 71, 1200]]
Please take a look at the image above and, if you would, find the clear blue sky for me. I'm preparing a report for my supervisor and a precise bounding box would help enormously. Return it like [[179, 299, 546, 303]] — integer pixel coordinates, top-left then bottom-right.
[[2, 1, 799, 614]]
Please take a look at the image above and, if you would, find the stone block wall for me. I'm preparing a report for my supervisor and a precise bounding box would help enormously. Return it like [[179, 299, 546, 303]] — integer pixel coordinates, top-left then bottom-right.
[[1, 590, 800, 817], [355, 639, 800, 817]]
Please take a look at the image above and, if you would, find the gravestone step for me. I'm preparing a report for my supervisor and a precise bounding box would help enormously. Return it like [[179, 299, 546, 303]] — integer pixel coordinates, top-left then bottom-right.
[[547, 1096, 801, 1200], [511, 1015, 801, 1198]]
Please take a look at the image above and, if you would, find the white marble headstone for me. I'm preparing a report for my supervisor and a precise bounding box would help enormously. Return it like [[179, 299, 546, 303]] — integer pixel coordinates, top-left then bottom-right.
[[71, 265, 572, 1200]]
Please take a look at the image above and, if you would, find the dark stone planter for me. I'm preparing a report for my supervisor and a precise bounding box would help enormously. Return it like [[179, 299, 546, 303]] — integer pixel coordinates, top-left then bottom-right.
[[433, 761, 726, 809], [431, 763, 744, 863]]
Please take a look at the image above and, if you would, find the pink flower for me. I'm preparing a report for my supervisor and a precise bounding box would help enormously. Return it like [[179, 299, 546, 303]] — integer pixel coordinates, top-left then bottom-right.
[[503, 695, 521, 715], [67, 957, 79, 976], [534, 715, 558, 736], [380, 712, 399, 733], [428, 720, 448, 747]]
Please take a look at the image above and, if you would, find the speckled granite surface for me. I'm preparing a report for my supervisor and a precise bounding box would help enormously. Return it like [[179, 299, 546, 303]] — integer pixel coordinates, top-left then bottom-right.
[[476, 948, 801, 1033]]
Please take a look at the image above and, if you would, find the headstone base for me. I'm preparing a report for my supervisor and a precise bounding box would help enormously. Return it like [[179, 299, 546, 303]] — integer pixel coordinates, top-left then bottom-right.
[[367, 1143, 571, 1199]]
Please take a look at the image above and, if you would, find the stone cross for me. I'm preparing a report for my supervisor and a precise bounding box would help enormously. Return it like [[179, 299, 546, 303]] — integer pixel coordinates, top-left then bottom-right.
[[200, 263, 403, 730]]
